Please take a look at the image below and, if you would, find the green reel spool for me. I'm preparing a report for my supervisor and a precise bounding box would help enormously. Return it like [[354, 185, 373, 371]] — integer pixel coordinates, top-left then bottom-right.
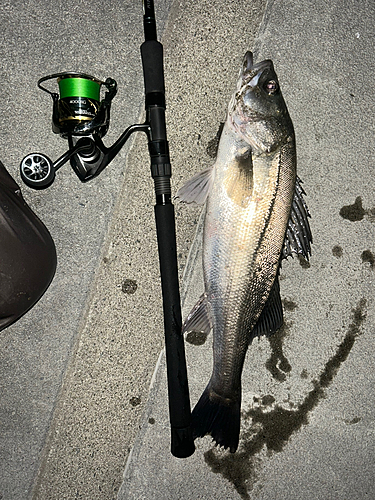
[[57, 75, 101, 101], [57, 74, 103, 124], [37, 71, 117, 137]]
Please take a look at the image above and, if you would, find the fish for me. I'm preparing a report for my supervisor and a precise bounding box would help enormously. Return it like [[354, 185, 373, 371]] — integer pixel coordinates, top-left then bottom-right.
[[176, 51, 312, 453]]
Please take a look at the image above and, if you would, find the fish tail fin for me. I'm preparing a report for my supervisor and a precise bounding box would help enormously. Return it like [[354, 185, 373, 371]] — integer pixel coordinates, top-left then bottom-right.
[[192, 384, 240, 453]]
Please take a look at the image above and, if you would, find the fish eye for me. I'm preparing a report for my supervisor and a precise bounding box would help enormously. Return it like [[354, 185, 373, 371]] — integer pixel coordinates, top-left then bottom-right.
[[264, 80, 279, 94]]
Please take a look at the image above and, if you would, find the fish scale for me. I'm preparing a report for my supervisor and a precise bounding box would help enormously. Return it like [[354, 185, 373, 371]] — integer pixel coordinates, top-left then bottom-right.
[[176, 51, 312, 452], [206, 140, 295, 399]]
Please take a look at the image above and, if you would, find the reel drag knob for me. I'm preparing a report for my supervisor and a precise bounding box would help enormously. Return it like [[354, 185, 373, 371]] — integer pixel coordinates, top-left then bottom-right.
[[20, 153, 55, 189]]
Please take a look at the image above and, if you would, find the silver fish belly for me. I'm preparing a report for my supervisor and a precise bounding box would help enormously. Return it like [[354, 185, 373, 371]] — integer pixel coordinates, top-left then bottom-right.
[[176, 52, 312, 452], [205, 129, 295, 395]]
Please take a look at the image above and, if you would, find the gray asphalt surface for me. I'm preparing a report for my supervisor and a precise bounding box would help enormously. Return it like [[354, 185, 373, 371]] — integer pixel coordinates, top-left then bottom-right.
[[1, 0, 374, 499]]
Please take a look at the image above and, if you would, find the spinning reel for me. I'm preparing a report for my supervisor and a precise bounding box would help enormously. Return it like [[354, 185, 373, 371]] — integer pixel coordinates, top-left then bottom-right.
[[20, 72, 150, 188]]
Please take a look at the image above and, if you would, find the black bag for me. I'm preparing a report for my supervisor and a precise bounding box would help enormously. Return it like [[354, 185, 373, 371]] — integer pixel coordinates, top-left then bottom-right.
[[0, 161, 56, 331]]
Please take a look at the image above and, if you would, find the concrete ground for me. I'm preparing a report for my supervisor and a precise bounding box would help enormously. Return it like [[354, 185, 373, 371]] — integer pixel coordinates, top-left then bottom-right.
[[1, 0, 374, 499]]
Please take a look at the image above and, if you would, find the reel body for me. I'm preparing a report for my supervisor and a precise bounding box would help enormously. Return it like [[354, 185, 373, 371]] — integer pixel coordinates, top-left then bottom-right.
[[19, 72, 146, 188]]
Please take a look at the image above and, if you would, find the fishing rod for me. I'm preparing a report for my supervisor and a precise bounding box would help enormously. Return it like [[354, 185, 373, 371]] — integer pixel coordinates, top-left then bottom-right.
[[139, 0, 195, 458], [19, 0, 195, 458]]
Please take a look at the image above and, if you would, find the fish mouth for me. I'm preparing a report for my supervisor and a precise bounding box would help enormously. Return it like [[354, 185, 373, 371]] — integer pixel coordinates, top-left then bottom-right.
[[242, 51, 273, 76]]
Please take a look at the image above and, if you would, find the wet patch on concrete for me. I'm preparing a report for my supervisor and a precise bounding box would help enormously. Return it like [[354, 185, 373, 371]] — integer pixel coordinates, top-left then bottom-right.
[[361, 250, 374, 269], [129, 397, 141, 407], [255, 394, 275, 407], [204, 298, 367, 499], [340, 196, 366, 221], [282, 298, 298, 311], [204, 447, 262, 500], [265, 322, 292, 382], [206, 122, 225, 158], [122, 279, 138, 294], [332, 245, 343, 258], [186, 330, 208, 345], [339, 196, 375, 222], [298, 255, 311, 268], [344, 416, 361, 425]]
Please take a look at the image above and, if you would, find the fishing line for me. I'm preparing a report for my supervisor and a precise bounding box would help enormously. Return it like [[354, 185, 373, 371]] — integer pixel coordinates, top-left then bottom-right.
[[57, 76, 102, 100]]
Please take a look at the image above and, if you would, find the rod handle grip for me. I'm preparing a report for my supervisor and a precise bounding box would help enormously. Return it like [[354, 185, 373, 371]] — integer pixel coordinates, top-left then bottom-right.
[[141, 40, 165, 104]]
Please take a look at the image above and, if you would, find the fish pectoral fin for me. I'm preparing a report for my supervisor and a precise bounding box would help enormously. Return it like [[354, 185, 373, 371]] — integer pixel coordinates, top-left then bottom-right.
[[174, 166, 214, 205], [282, 176, 312, 261], [251, 276, 283, 340], [182, 293, 212, 335]]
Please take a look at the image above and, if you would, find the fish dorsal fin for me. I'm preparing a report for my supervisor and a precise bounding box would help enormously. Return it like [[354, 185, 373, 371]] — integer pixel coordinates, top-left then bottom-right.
[[282, 176, 312, 260], [250, 275, 283, 341], [182, 293, 212, 335], [175, 167, 214, 205]]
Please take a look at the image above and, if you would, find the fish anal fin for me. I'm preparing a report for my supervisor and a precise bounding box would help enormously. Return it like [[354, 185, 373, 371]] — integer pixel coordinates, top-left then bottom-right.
[[182, 293, 212, 335], [251, 276, 283, 340], [175, 167, 214, 205], [282, 176, 312, 261]]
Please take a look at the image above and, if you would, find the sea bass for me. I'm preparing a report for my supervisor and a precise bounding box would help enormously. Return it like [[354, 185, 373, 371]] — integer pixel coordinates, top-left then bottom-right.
[[176, 52, 312, 453]]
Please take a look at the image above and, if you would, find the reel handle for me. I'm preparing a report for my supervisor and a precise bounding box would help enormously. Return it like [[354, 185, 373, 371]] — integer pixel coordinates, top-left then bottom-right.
[[19, 138, 98, 189], [19, 153, 55, 189], [19, 124, 151, 189]]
